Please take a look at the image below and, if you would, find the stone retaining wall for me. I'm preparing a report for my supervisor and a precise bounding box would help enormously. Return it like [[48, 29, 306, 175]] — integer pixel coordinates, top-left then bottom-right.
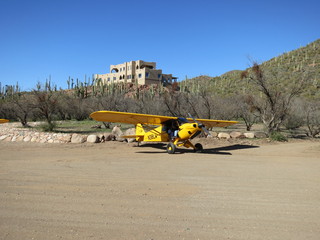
[[0, 123, 267, 144]]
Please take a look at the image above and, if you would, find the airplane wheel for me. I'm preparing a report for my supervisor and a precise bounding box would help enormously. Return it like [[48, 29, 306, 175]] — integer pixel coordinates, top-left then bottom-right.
[[194, 143, 203, 152], [167, 142, 176, 154]]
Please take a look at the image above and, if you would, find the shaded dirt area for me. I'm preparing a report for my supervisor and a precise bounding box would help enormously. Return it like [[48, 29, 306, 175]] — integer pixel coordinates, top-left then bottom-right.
[[0, 140, 320, 239]]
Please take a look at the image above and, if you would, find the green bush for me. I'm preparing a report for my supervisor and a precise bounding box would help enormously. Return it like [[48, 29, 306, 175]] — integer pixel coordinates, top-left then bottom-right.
[[40, 122, 57, 132], [270, 131, 288, 142]]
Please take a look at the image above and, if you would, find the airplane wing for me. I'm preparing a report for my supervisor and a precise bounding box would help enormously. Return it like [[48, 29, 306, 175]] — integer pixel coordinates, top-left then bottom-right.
[[0, 119, 9, 124], [191, 118, 238, 128], [90, 111, 238, 128], [90, 111, 177, 125]]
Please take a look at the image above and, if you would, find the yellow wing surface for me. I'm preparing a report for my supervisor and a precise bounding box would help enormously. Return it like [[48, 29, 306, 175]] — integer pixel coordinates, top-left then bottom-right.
[[90, 111, 237, 127], [194, 118, 238, 128], [90, 111, 176, 125], [0, 119, 9, 124]]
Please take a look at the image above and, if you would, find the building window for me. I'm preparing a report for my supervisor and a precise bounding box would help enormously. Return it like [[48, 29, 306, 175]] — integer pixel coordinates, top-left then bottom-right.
[[113, 77, 116, 81], [158, 74, 162, 78], [108, 77, 110, 81], [146, 73, 149, 78], [138, 74, 142, 78], [128, 75, 131, 79]]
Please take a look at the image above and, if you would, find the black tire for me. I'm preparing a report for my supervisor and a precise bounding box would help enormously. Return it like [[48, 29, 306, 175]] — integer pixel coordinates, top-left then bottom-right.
[[194, 143, 203, 152], [166, 142, 176, 154]]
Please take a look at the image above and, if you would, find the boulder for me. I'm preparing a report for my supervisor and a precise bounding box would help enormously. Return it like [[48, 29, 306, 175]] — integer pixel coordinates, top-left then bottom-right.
[[87, 135, 100, 143], [0, 135, 8, 141], [244, 132, 255, 139], [24, 136, 32, 142], [71, 134, 86, 143], [60, 134, 72, 143], [208, 131, 218, 138], [124, 128, 136, 143], [31, 136, 38, 142], [4, 136, 12, 142], [16, 136, 24, 142], [218, 132, 231, 139], [230, 131, 245, 139], [104, 133, 116, 141], [112, 126, 124, 141], [254, 132, 268, 138]]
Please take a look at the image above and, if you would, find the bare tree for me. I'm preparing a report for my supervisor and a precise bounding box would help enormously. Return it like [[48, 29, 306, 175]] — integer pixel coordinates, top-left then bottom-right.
[[32, 83, 59, 129], [11, 94, 34, 127], [304, 100, 320, 137], [236, 95, 259, 131], [210, 96, 238, 120], [0, 101, 15, 120], [199, 90, 213, 119], [162, 91, 185, 117], [241, 62, 313, 134]]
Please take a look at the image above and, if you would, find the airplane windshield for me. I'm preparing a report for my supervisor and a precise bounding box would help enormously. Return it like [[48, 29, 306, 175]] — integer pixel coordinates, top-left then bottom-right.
[[177, 117, 189, 124]]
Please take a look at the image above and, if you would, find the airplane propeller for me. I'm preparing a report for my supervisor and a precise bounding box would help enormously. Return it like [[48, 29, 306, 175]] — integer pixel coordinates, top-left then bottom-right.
[[188, 113, 211, 137]]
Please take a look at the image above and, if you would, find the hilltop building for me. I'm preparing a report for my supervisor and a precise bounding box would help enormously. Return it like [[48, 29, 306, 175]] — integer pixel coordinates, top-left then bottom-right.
[[95, 60, 177, 85]]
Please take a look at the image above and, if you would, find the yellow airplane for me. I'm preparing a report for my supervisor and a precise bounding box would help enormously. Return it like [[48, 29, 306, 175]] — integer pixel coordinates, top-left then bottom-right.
[[90, 111, 238, 154], [0, 119, 9, 124]]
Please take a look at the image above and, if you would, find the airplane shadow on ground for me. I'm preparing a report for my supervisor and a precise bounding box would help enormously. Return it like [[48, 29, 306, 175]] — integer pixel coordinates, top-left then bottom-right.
[[134, 143, 259, 155]]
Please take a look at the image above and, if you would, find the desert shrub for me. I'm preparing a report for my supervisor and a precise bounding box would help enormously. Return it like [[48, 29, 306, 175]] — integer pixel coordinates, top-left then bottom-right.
[[270, 131, 288, 142], [40, 122, 57, 132], [284, 114, 304, 130]]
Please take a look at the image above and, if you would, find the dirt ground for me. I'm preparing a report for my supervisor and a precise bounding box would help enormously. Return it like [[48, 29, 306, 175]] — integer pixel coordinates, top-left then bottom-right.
[[0, 139, 320, 240]]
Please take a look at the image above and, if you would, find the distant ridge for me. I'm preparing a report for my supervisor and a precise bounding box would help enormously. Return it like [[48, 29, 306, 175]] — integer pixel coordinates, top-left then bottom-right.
[[180, 39, 320, 96]]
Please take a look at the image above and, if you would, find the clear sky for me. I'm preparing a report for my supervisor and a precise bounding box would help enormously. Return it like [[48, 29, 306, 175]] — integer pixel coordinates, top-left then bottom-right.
[[0, 0, 319, 91]]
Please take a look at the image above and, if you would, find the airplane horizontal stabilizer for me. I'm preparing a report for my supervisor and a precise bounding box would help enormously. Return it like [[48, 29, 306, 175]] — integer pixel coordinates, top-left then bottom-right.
[[121, 135, 144, 138]]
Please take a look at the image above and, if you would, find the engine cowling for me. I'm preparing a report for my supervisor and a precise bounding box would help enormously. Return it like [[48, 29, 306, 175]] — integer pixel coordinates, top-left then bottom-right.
[[178, 123, 202, 140]]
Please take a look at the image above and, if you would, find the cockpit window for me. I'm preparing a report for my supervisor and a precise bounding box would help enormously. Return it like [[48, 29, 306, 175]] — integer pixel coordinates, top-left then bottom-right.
[[177, 117, 189, 124]]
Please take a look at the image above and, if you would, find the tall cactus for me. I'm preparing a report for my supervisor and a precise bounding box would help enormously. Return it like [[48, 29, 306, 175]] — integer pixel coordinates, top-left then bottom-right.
[[67, 76, 70, 89]]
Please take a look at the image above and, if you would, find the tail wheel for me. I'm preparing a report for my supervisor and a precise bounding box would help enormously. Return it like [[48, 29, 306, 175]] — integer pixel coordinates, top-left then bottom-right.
[[194, 143, 203, 152], [167, 142, 176, 154]]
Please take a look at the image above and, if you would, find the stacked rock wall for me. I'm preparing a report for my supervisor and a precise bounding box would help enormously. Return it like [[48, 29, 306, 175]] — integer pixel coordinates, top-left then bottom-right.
[[0, 123, 267, 144]]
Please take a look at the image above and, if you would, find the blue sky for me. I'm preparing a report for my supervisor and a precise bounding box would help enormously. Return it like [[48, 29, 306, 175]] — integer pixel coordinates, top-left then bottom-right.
[[0, 0, 319, 91]]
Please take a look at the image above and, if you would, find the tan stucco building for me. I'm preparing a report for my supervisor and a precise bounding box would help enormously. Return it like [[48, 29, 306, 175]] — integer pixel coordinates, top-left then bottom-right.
[[95, 60, 177, 85]]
